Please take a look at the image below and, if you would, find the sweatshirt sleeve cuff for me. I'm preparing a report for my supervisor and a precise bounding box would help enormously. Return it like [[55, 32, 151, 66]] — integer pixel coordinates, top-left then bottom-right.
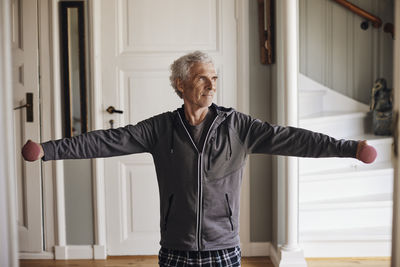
[[41, 141, 55, 161], [345, 140, 359, 158]]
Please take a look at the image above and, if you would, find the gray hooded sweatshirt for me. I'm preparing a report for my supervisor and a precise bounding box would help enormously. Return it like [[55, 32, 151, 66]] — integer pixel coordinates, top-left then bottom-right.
[[41, 104, 359, 251]]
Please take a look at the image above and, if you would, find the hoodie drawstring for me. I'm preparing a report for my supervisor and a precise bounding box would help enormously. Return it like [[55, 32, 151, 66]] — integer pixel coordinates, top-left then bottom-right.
[[170, 117, 175, 154], [226, 125, 232, 160]]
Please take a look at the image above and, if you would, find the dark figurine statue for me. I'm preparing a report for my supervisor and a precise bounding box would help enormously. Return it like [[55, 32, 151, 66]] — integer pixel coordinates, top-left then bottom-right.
[[370, 78, 393, 136]]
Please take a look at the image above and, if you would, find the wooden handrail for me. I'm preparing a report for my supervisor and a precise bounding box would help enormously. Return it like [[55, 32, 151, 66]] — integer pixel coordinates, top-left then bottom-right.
[[332, 0, 382, 28], [258, 0, 274, 64]]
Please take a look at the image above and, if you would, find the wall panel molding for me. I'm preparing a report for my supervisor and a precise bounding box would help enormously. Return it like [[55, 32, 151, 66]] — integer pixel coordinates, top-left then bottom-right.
[[117, 0, 221, 54]]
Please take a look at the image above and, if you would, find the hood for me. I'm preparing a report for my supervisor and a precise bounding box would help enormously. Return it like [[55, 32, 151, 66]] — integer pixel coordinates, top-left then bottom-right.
[[169, 103, 235, 154]]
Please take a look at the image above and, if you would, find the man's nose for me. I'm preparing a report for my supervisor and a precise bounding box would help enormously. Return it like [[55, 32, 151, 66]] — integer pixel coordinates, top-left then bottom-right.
[[205, 80, 212, 90], [207, 80, 216, 91]]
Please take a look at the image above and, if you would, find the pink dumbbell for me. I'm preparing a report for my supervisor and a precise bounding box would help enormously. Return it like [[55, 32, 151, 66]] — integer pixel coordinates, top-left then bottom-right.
[[358, 144, 377, 164], [21, 140, 41, 162]]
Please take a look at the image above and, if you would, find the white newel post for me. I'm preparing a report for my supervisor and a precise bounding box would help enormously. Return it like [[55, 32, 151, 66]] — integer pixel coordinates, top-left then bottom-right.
[[278, 0, 307, 266]]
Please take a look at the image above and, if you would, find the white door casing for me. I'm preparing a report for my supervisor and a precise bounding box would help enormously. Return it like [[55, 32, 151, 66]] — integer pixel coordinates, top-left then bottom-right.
[[101, 0, 237, 255], [11, 0, 42, 253]]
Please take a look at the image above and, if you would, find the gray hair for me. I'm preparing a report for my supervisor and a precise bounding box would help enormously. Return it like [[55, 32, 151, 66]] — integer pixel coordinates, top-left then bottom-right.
[[169, 51, 214, 98]]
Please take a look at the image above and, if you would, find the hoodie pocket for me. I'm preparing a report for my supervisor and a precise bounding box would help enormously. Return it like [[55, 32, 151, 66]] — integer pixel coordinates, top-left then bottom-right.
[[163, 194, 174, 231], [205, 128, 245, 179], [225, 193, 234, 231]]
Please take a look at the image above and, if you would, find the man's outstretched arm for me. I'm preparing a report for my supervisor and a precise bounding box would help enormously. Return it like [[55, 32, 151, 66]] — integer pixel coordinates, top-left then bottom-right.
[[233, 112, 377, 164], [21, 119, 158, 162]]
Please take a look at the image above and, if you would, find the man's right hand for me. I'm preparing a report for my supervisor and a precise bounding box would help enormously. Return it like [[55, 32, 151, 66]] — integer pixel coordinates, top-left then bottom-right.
[[21, 140, 44, 161]]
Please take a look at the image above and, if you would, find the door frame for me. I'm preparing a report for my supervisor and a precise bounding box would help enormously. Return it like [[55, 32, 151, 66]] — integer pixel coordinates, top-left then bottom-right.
[[88, 0, 252, 259], [19, 0, 59, 259], [88, 0, 107, 259], [1, 0, 56, 263], [0, 0, 19, 265], [37, 0, 59, 258]]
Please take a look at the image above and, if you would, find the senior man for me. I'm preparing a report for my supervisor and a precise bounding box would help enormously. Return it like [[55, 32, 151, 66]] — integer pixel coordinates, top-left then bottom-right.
[[22, 51, 376, 267]]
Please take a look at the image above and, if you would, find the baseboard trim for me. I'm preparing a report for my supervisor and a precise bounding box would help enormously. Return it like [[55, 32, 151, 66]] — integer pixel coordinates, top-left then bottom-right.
[[19, 251, 54, 259], [55, 245, 94, 259], [55, 246, 67, 259], [269, 244, 281, 267], [278, 247, 308, 267], [306, 256, 391, 260], [21, 245, 101, 260], [302, 241, 392, 258], [240, 242, 270, 257], [93, 245, 107, 259]]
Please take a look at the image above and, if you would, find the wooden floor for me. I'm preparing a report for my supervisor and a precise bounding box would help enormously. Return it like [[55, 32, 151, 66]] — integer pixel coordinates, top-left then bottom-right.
[[20, 256, 273, 267], [306, 257, 391, 267], [19, 256, 391, 267]]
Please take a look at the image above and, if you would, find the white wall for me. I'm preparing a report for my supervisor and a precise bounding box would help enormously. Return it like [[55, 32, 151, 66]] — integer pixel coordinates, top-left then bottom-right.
[[64, 160, 94, 244], [300, 0, 394, 104], [248, 0, 275, 242]]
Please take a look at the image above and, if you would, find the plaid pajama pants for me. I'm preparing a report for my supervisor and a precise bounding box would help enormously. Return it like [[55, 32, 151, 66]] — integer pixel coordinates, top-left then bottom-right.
[[158, 246, 241, 267]]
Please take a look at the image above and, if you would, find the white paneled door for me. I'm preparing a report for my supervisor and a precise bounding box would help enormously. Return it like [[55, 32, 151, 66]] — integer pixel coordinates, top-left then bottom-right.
[[101, 0, 237, 255], [12, 0, 43, 252]]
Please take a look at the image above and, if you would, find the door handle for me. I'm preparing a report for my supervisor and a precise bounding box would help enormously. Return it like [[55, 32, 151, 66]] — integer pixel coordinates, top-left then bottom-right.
[[14, 92, 33, 122], [106, 106, 123, 114]]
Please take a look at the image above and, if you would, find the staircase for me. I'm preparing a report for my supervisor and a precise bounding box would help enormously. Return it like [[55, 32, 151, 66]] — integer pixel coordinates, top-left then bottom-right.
[[298, 74, 394, 258]]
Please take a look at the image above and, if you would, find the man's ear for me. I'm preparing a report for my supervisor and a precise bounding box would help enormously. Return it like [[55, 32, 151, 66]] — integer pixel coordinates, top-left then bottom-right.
[[177, 79, 184, 94]]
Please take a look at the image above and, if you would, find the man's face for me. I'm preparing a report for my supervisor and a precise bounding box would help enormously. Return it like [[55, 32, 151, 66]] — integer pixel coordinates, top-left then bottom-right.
[[178, 62, 218, 109]]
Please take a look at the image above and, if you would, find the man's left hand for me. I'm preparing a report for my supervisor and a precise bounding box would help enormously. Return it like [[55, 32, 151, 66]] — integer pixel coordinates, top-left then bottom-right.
[[356, 140, 377, 164]]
